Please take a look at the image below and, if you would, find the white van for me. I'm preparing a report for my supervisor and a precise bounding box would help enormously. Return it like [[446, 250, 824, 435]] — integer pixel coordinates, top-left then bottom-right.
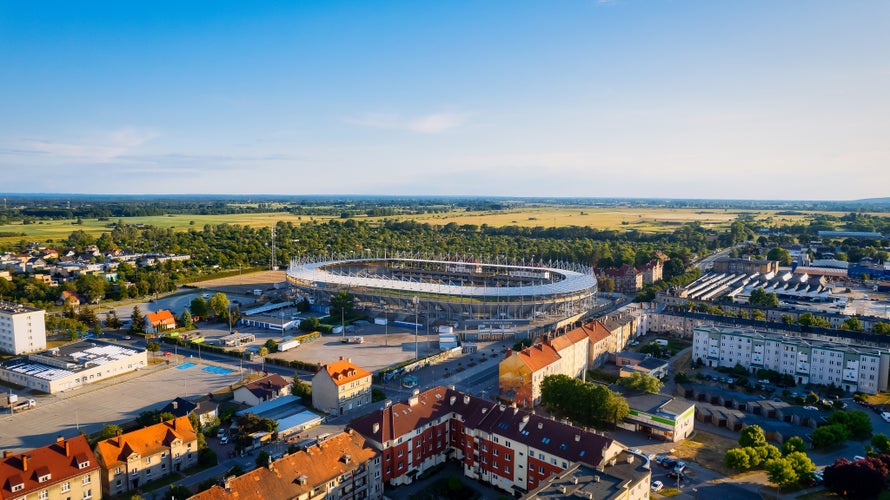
[[881, 411, 890, 423]]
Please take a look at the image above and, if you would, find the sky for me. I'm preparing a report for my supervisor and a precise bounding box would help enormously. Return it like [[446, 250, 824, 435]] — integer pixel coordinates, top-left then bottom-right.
[[1, 1, 888, 200]]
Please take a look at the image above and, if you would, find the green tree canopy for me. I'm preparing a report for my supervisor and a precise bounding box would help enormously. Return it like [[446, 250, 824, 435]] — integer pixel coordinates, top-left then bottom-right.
[[764, 457, 799, 490], [739, 425, 767, 448], [190, 297, 210, 318], [208, 292, 230, 319], [616, 372, 664, 394], [781, 436, 807, 455]]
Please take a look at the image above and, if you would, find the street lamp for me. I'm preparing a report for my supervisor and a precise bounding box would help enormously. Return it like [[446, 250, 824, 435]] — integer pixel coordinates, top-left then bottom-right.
[[413, 296, 419, 360]]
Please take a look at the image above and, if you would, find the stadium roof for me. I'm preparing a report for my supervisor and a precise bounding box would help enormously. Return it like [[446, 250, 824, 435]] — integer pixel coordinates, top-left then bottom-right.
[[287, 258, 597, 298]]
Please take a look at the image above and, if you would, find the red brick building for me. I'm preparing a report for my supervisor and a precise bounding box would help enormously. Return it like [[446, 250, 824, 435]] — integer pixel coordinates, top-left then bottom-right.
[[350, 386, 625, 496]]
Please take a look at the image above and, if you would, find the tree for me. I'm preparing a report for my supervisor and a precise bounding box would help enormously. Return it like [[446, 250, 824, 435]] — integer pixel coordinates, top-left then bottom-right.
[[264, 339, 278, 353], [104, 310, 122, 329], [829, 410, 872, 438], [330, 290, 354, 320], [725, 448, 753, 470], [299, 317, 320, 332], [296, 297, 311, 313], [208, 293, 230, 319], [764, 457, 799, 490], [873, 322, 890, 334], [75, 273, 107, 304], [130, 306, 146, 334], [96, 424, 123, 441], [782, 436, 807, 455], [872, 433, 890, 454], [739, 425, 767, 448], [824, 458, 888, 498], [292, 377, 311, 402], [190, 297, 210, 319], [255, 450, 271, 468], [616, 372, 663, 394], [180, 308, 194, 329], [162, 485, 192, 500], [766, 247, 792, 266], [785, 451, 816, 480], [842, 316, 863, 331], [146, 342, 161, 357], [811, 424, 850, 448]]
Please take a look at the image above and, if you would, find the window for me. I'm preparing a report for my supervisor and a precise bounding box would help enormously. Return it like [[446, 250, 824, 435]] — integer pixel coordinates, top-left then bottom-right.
[[61, 482, 71, 493], [145, 457, 151, 464], [39, 490, 49, 500], [82, 475, 91, 485], [83, 489, 92, 499]]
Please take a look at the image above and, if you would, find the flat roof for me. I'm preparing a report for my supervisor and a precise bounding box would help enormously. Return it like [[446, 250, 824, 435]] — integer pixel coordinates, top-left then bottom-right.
[[2, 340, 142, 381], [0, 300, 42, 315]]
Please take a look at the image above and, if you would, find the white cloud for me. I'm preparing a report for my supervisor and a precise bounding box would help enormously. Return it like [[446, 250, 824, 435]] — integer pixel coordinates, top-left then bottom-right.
[[346, 111, 471, 134], [17, 127, 159, 163]]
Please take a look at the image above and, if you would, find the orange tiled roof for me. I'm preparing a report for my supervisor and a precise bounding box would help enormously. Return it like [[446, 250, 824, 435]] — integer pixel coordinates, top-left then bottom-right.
[[325, 360, 371, 387], [583, 320, 612, 344], [95, 416, 196, 468], [0, 436, 98, 497], [516, 343, 561, 372], [146, 309, 175, 325], [190, 430, 377, 500]]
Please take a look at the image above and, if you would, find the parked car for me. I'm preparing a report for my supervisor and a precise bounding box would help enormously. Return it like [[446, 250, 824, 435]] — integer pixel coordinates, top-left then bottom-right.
[[881, 411, 890, 423], [651, 481, 664, 492], [219, 435, 229, 445], [662, 459, 679, 469], [674, 461, 687, 473], [667, 470, 688, 481]]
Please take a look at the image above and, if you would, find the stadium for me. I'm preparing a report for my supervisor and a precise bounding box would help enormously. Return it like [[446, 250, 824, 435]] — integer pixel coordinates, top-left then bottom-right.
[[285, 256, 597, 338]]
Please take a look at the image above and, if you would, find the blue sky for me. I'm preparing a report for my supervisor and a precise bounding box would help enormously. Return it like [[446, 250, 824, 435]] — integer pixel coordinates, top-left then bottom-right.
[[1, 1, 888, 199]]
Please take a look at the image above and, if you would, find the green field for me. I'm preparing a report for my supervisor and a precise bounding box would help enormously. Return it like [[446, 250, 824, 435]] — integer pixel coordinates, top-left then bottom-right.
[[0, 206, 842, 246]]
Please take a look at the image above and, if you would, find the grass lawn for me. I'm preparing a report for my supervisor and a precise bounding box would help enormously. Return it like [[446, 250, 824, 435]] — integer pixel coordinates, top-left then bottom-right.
[[672, 430, 737, 476], [658, 487, 682, 497], [863, 392, 890, 406]]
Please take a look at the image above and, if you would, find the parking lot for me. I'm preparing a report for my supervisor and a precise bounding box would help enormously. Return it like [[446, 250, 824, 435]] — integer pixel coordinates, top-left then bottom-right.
[[0, 357, 245, 452]]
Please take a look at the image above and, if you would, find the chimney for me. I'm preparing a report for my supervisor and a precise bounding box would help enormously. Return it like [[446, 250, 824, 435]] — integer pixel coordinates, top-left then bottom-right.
[[172, 401, 178, 410], [575, 434, 581, 442], [538, 422, 543, 430], [21, 454, 29, 471], [449, 396, 456, 406], [347, 358, 352, 364], [463, 395, 470, 404], [339, 356, 343, 360], [56, 436, 64, 444], [65, 440, 70, 457], [504, 348, 512, 359], [2, 451, 12, 458], [372, 423, 380, 434], [267, 454, 274, 471]]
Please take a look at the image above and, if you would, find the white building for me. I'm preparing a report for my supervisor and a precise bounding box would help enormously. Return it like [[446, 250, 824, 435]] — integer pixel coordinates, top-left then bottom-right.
[[0, 340, 146, 393], [0, 301, 46, 355], [692, 326, 890, 394]]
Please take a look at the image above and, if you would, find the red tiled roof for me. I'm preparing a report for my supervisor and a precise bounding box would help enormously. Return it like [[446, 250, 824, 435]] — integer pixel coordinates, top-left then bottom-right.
[[0, 435, 99, 497], [95, 416, 196, 468], [241, 374, 289, 399], [324, 360, 371, 387], [516, 343, 561, 372], [190, 430, 377, 500], [146, 309, 175, 326]]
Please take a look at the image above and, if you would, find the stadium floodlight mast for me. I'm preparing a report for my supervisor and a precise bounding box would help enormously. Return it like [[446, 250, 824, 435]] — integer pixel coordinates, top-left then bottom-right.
[[413, 296, 419, 360]]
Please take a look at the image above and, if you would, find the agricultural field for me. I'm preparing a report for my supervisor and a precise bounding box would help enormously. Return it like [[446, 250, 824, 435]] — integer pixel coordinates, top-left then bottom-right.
[[0, 205, 846, 246]]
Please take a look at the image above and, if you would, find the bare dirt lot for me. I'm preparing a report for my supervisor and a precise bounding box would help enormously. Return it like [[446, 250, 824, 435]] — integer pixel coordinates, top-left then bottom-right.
[[270, 324, 441, 373]]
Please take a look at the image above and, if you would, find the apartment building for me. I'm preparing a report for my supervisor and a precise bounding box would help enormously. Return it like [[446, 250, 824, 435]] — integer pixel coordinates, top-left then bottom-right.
[[692, 326, 890, 394], [94, 416, 199, 497], [0, 435, 100, 500], [350, 386, 629, 496], [0, 301, 46, 355], [191, 430, 383, 500], [522, 460, 651, 500], [312, 357, 373, 416]]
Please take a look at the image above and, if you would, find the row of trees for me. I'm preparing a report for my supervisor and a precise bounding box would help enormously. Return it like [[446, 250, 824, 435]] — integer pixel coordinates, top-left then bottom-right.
[[724, 426, 816, 491], [540, 374, 629, 427]]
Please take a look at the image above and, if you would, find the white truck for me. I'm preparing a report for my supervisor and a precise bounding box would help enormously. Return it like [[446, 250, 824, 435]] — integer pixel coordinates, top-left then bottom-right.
[[13, 399, 36, 413], [278, 340, 301, 352], [341, 336, 364, 344]]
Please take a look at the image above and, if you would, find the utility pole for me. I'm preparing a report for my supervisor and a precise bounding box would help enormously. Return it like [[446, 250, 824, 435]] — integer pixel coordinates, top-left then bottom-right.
[[413, 296, 419, 360]]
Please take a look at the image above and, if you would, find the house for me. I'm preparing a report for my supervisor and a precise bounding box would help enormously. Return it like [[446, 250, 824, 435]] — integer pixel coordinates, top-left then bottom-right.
[[159, 397, 219, 427], [190, 430, 383, 500], [637, 259, 663, 285], [350, 386, 628, 494], [311, 357, 372, 416], [233, 373, 291, 406], [56, 290, 80, 307], [498, 342, 562, 407], [145, 310, 176, 334], [0, 435, 100, 500], [614, 351, 670, 379], [94, 416, 199, 497]]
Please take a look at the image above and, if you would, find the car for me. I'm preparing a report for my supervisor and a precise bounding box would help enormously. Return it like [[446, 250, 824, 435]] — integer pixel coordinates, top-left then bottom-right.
[[667, 470, 688, 481], [726, 378, 735, 384], [881, 411, 890, 423], [651, 481, 664, 492], [854, 455, 866, 462], [803, 406, 819, 411], [219, 435, 229, 445], [674, 461, 687, 473], [163, 352, 172, 357], [662, 459, 679, 469]]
